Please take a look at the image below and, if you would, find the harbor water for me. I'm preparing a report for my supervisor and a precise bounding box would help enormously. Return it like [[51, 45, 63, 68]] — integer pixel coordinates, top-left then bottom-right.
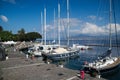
[[47, 40, 120, 80], [21, 39, 120, 80], [60, 40, 120, 80]]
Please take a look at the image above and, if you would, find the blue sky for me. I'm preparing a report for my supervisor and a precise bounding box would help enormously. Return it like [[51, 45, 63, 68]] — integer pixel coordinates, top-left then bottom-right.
[[0, 0, 120, 39]]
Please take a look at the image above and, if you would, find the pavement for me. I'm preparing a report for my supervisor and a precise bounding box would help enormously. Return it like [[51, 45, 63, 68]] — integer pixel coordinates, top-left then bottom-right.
[[0, 44, 107, 80]]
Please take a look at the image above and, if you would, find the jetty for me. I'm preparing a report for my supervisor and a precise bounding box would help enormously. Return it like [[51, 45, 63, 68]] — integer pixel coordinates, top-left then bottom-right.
[[0, 44, 107, 80]]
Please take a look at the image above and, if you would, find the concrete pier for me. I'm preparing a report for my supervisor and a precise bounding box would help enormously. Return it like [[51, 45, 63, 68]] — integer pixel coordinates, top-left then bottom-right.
[[0, 45, 107, 80]]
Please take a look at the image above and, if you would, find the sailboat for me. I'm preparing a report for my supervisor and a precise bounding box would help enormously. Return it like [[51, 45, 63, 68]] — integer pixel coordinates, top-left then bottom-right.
[[42, 0, 79, 61], [83, 0, 120, 76], [28, 8, 59, 57]]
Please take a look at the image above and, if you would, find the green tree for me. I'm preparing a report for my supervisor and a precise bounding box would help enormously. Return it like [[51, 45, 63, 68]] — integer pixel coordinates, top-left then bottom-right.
[[17, 28, 26, 41], [26, 32, 42, 41], [0, 26, 3, 32], [0, 31, 13, 41], [18, 28, 25, 35], [12, 34, 19, 41]]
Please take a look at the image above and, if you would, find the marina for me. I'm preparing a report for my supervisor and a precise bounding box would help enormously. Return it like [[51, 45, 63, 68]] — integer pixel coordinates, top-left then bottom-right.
[[0, 44, 107, 80], [0, 0, 120, 80], [0, 39, 120, 80]]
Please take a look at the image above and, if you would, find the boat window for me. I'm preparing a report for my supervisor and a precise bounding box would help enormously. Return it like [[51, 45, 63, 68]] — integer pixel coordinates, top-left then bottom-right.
[[48, 48, 51, 50], [69, 53, 72, 56], [39, 46, 44, 50], [56, 55, 61, 57], [62, 54, 65, 57], [53, 47, 56, 49]]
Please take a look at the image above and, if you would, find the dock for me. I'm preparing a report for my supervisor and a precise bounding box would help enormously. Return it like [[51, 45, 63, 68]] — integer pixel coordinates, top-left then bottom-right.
[[0, 45, 107, 80]]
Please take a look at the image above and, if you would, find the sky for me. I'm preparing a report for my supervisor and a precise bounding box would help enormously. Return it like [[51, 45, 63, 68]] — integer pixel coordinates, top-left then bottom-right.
[[0, 0, 120, 39]]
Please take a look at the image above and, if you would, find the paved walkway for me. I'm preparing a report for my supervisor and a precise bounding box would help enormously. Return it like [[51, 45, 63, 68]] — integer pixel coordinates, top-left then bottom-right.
[[0, 45, 107, 80]]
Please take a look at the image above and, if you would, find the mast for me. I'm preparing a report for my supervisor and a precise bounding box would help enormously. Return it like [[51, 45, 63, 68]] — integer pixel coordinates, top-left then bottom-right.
[[54, 8, 56, 42], [67, 0, 70, 46], [58, 3, 60, 46], [109, 0, 112, 50], [44, 7, 46, 45], [41, 12, 43, 43]]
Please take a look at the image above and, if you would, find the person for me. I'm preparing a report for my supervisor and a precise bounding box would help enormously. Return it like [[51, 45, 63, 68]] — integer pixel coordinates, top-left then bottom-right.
[[80, 70, 85, 80]]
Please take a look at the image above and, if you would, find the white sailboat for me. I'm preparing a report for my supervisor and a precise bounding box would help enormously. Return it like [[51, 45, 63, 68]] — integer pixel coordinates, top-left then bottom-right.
[[42, 0, 79, 61], [83, 0, 120, 76], [28, 8, 59, 57]]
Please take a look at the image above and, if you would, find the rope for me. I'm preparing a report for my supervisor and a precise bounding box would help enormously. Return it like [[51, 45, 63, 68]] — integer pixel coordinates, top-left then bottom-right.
[[112, 0, 120, 57]]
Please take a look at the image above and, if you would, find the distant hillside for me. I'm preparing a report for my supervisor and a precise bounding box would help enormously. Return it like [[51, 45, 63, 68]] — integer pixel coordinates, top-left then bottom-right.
[[70, 34, 120, 40]]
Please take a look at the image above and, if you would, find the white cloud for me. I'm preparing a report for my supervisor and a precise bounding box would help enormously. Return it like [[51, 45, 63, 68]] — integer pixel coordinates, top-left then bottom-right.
[[0, 15, 8, 22], [80, 22, 106, 35], [45, 18, 81, 33], [98, 17, 103, 21], [70, 22, 120, 36], [46, 25, 53, 32], [87, 15, 103, 21], [2, 0, 16, 4], [106, 23, 120, 34], [42, 17, 120, 38], [88, 15, 96, 20], [60, 18, 81, 27]]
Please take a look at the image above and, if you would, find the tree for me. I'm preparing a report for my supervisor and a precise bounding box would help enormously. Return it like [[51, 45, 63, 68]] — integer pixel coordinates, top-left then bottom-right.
[[18, 28, 25, 35], [0, 26, 3, 32], [0, 31, 13, 41], [26, 32, 42, 41], [17, 28, 26, 41]]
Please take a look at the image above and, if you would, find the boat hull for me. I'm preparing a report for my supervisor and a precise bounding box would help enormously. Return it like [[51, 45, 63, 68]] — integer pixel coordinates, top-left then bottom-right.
[[83, 59, 120, 77], [42, 50, 79, 61]]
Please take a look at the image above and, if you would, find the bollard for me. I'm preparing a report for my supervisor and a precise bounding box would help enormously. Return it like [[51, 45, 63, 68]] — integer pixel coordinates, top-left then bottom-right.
[[6, 56, 9, 60], [26, 54, 29, 59], [31, 55, 35, 60], [97, 74, 101, 78]]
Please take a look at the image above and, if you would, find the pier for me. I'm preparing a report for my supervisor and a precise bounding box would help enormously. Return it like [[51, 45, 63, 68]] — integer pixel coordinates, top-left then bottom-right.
[[0, 44, 107, 80]]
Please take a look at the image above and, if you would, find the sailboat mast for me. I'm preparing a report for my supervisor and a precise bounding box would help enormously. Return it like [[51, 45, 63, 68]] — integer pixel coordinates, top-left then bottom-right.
[[109, 0, 112, 49], [58, 3, 60, 46], [41, 12, 43, 43], [54, 8, 56, 42], [44, 8, 46, 45], [67, 0, 70, 46]]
